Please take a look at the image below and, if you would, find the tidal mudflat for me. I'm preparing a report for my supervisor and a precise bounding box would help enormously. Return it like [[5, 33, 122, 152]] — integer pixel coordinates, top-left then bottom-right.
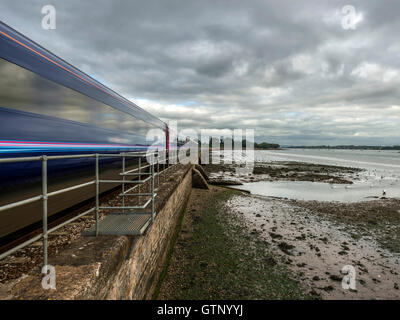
[[157, 187, 312, 300], [226, 194, 399, 299], [200, 150, 400, 299], [158, 184, 399, 300]]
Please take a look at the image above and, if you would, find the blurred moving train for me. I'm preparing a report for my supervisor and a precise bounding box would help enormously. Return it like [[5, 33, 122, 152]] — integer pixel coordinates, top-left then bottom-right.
[[0, 22, 170, 240]]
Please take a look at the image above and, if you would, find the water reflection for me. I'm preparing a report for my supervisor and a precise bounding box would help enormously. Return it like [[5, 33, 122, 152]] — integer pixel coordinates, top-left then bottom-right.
[[0, 58, 154, 136]]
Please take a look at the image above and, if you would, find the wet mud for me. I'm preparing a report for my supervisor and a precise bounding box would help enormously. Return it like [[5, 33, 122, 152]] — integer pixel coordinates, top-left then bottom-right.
[[226, 194, 400, 299]]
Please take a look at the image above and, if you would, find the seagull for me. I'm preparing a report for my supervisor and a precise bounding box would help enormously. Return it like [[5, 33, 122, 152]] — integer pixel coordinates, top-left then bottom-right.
[[382, 190, 386, 197]]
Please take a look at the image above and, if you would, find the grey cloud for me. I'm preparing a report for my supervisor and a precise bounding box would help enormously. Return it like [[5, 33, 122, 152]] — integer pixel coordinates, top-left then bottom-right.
[[0, 0, 399, 145]]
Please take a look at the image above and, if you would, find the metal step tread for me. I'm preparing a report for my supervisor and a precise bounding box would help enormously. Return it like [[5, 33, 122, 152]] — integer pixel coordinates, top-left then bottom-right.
[[82, 213, 151, 236]]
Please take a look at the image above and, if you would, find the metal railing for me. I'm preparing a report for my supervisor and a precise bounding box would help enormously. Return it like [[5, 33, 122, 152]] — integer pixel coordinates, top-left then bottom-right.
[[0, 150, 174, 267]]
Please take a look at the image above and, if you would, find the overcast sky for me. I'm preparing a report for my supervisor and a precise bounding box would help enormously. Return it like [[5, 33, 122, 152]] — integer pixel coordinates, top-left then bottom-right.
[[1, 0, 399, 145]]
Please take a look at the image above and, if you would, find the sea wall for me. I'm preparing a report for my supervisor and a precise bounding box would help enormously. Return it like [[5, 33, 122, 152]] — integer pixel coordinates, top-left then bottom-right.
[[97, 164, 192, 299], [0, 164, 192, 300]]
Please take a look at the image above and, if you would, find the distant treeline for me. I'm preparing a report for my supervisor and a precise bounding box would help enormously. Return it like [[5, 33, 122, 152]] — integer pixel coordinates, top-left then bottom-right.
[[254, 142, 280, 149], [198, 138, 280, 149], [287, 145, 400, 150]]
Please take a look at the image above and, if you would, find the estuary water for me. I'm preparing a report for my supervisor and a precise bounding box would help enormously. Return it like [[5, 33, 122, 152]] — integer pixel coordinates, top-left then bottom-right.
[[234, 149, 400, 202]]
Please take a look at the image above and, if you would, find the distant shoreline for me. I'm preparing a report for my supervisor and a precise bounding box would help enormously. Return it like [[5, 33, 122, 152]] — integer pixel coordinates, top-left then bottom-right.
[[285, 146, 400, 150]]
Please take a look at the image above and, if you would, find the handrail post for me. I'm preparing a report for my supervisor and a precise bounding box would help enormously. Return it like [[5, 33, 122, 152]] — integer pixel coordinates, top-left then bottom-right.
[[122, 155, 125, 213], [138, 157, 141, 205], [151, 153, 155, 222], [95, 154, 99, 236], [163, 151, 166, 182], [42, 155, 48, 267], [157, 150, 160, 187]]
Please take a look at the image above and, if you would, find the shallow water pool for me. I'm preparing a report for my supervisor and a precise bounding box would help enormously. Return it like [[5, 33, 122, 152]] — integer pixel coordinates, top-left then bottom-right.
[[231, 180, 400, 202]]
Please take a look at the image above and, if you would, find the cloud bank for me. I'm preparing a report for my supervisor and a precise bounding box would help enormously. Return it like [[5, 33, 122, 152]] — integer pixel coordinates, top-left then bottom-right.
[[1, 0, 399, 145]]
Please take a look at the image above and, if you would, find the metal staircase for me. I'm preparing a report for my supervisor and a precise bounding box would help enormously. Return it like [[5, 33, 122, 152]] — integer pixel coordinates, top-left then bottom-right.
[[83, 152, 160, 236]]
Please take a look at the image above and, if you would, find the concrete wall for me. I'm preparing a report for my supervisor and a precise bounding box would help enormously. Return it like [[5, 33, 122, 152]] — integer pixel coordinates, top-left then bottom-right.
[[0, 165, 192, 300], [96, 166, 192, 299]]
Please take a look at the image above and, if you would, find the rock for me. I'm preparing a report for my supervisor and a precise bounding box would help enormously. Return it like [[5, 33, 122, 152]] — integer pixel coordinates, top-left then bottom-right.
[[319, 237, 328, 244], [278, 242, 296, 255], [322, 285, 334, 292], [329, 275, 342, 282], [309, 289, 321, 298], [269, 232, 282, 239]]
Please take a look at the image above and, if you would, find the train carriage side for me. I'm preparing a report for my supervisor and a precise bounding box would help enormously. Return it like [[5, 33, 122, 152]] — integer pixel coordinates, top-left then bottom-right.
[[0, 22, 168, 240]]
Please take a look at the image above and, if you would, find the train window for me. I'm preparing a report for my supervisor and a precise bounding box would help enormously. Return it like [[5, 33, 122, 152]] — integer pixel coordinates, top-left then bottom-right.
[[0, 58, 162, 144]]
